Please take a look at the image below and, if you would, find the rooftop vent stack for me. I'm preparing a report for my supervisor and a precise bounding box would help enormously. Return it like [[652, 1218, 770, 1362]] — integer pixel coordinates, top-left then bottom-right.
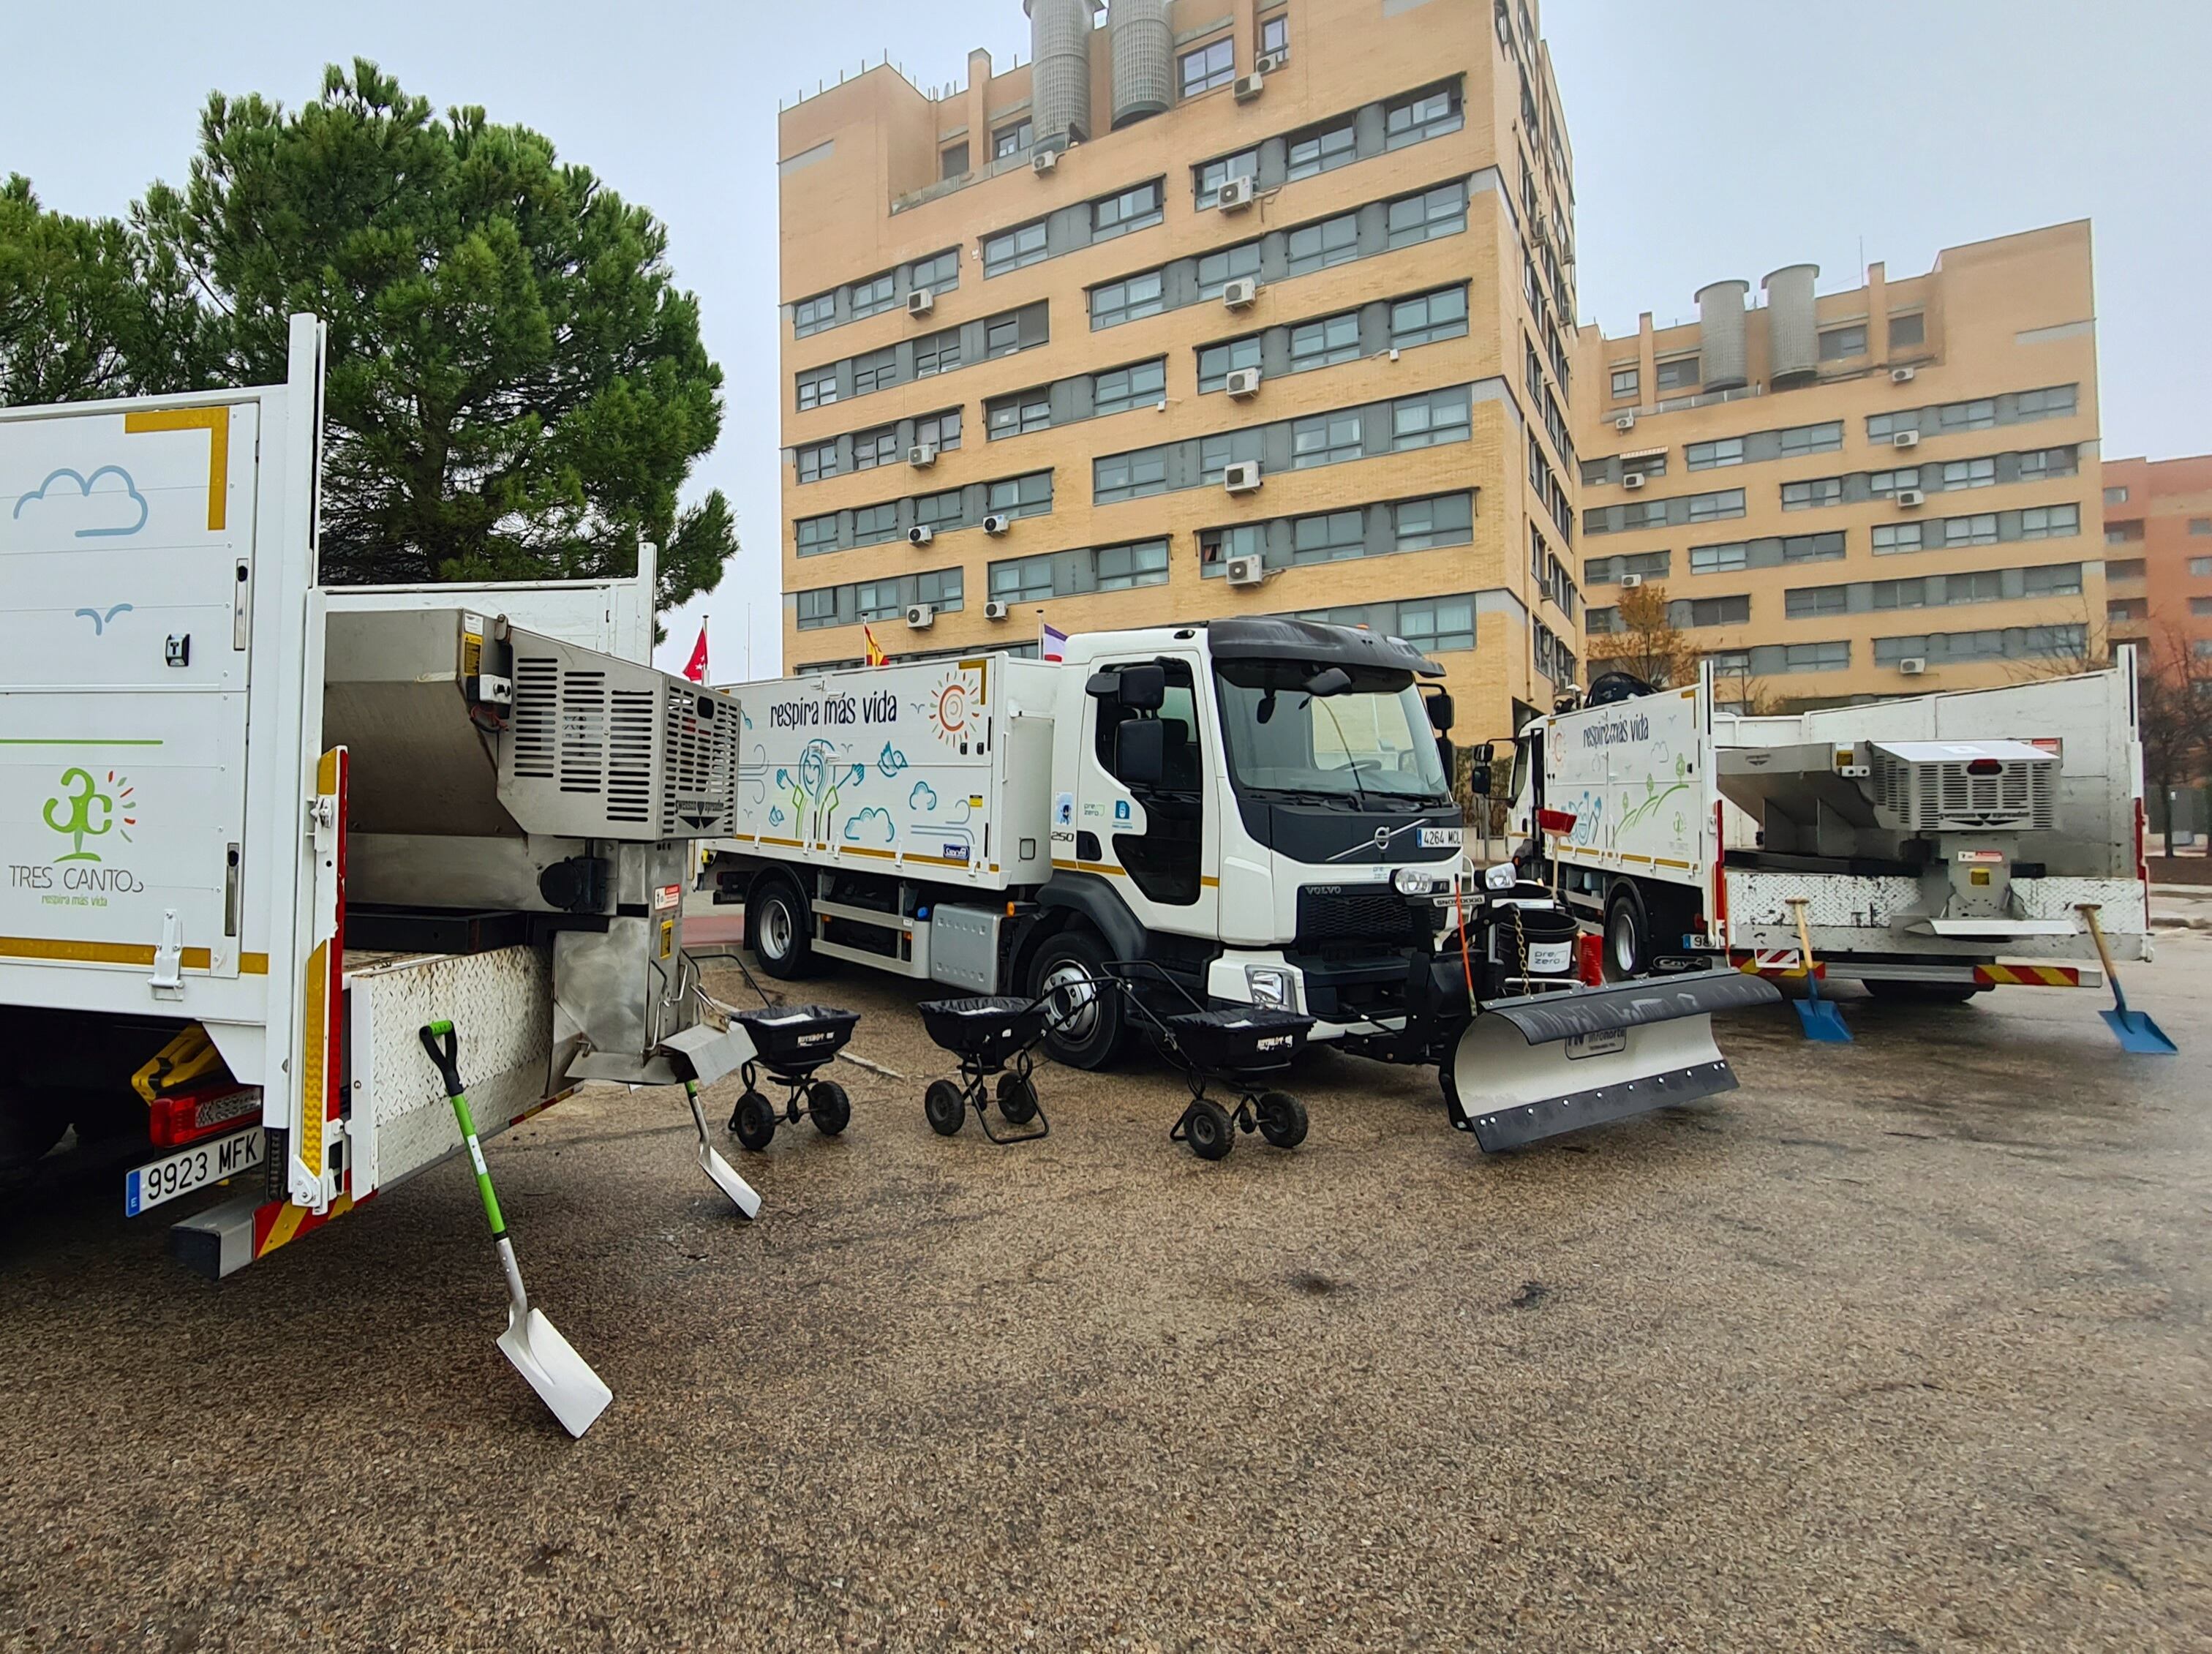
[[1762, 263, 1820, 385], [1026, 0, 1099, 151], [1108, 0, 1173, 128], [1695, 279, 1750, 392]]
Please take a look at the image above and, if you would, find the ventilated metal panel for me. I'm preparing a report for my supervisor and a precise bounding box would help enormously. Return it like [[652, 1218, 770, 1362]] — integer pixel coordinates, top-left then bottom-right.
[[1696, 279, 1750, 391], [660, 682, 739, 837], [1027, 0, 1097, 149], [510, 655, 559, 780], [1763, 263, 1819, 383], [1867, 749, 2057, 832], [609, 688, 658, 825], [1109, 0, 1172, 128]]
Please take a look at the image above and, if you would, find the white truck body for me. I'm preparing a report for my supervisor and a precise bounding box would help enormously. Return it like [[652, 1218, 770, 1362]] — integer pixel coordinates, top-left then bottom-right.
[[1514, 659, 2151, 990]]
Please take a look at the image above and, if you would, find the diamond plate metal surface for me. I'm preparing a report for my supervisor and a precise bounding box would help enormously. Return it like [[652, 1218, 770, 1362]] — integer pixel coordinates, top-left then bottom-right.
[[1726, 871, 2151, 963]]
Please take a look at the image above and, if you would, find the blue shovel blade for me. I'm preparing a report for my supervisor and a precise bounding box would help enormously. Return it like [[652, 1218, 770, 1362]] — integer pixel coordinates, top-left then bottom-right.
[[2101, 1007, 2177, 1056], [1794, 997, 1853, 1043]]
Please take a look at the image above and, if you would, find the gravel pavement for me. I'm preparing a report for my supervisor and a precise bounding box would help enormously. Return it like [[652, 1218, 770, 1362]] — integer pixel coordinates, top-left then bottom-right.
[[3, 936, 2208, 1653]]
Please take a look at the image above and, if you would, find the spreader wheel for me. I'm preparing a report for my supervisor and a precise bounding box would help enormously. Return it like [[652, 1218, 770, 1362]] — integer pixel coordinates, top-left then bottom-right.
[[1256, 1090, 1309, 1150], [995, 1072, 1039, 1127], [732, 1091, 778, 1153], [1183, 1098, 1235, 1162], [924, 1079, 967, 1138], [808, 1080, 851, 1137]]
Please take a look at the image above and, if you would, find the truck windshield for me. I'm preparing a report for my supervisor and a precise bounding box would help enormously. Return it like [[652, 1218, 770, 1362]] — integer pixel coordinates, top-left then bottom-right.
[[1213, 660, 1451, 807]]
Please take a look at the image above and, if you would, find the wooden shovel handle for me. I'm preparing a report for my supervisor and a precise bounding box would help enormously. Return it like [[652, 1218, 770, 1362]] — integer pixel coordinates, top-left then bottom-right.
[[2074, 903, 2119, 980], [1787, 897, 1817, 972]]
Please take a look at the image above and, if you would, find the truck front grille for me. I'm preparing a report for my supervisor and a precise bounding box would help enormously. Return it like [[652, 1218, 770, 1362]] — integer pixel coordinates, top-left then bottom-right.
[[1295, 886, 1432, 952]]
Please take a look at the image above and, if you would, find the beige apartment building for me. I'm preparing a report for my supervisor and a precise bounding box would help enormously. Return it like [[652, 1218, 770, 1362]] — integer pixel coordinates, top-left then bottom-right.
[[774, 0, 1579, 740], [2101, 453, 2212, 667], [1571, 222, 2102, 709]]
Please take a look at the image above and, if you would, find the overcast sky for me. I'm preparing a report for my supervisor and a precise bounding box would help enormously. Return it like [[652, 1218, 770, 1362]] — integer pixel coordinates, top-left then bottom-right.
[[5, 1, 2205, 678]]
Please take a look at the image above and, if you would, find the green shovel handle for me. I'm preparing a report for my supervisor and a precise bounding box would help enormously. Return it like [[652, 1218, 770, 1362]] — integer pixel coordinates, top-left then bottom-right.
[[421, 1021, 505, 1239]]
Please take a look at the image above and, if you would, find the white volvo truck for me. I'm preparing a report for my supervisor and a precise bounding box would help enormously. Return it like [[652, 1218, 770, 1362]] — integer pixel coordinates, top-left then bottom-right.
[[0, 315, 758, 1272], [706, 627, 1775, 1151], [1509, 658, 2153, 1001]]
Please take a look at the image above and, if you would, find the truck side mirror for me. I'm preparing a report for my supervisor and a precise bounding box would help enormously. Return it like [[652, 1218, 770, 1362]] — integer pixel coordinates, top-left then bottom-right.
[[1469, 740, 1493, 767], [1467, 758, 1489, 796], [1117, 718, 1166, 787], [1116, 662, 1166, 711], [1426, 691, 1454, 732]]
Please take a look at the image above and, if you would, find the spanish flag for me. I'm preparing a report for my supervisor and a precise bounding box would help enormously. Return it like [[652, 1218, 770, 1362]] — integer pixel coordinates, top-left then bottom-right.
[[863, 623, 889, 667]]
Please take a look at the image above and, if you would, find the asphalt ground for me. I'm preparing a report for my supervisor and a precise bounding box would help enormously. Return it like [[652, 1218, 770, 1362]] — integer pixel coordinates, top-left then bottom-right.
[[3, 936, 2208, 1653]]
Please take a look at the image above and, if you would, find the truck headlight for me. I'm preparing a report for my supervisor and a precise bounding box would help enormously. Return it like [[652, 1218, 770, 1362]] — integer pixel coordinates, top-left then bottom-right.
[[1391, 868, 1444, 896], [1245, 966, 1293, 1010], [1482, 861, 1519, 892]]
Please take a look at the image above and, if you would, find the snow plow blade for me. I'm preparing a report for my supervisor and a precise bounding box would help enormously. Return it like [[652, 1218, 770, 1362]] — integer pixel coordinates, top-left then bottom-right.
[[1450, 969, 1781, 1153]]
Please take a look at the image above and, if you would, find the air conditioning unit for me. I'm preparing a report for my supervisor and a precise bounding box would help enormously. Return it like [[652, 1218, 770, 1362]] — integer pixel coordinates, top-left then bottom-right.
[[1895, 489, 1926, 508], [983, 600, 1011, 621], [1222, 277, 1260, 309], [1254, 50, 1288, 73], [1614, 414, 1636, 432], [906, 289, 935, 319], [1891, 430, 1920, 450], [1622, 472, 1647, 491], [1224, 554, 1266, 587], [1031, 148, 1058, 176], [982, 512, 1012, 535], [907, 525, 934, 547], [1897, 657, 1927, 676], [906, 603, 936, 629], [1216, 176, 1257, 213], [1618, 573, 1644, 590], [1233, 72, 1265, 102], [1224, 366, 1263, 399], [1222, 461, 1263, 495], [908, 442, 938, 468], [1891, 366, 1917, 383]]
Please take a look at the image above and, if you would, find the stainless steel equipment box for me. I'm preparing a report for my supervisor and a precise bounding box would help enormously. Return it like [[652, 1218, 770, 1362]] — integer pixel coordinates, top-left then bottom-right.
[[928, 905, 1003, 993]]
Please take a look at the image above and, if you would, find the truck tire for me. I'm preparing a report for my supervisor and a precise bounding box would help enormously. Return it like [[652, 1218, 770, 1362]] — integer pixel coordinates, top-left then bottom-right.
[[1029, 930, 1128, 1071], [1865, 980, 1987, 1005], [1603, 884, 1651, 981], [749, 873, 816, 980]]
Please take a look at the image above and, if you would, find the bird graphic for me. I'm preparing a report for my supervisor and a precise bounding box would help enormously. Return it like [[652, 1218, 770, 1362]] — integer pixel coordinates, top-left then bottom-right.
[[75, 603, 134, 635]]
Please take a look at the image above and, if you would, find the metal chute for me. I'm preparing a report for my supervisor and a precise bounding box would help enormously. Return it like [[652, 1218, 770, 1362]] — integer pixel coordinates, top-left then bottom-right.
[[1445, 969, 1780, 1152]]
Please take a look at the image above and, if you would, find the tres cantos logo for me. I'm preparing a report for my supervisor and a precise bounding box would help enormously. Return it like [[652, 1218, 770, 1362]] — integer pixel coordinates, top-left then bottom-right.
[[44, 767, 135, 862]]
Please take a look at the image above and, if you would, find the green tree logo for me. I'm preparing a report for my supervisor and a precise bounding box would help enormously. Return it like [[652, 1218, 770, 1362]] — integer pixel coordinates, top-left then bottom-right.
[[43, 767, 126, 862]]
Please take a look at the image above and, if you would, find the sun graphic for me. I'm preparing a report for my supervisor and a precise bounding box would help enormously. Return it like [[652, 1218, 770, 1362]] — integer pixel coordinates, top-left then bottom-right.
[[921, 665, 980, 747], [110, 771, 136, 844]]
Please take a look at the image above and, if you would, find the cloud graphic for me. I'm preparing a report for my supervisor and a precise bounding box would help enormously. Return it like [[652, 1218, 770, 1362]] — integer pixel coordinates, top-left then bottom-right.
[[842, 806, 895, 845], [878, 743, 909, 777], [908, 781, 938, 811], [12, 466, 149, 541]]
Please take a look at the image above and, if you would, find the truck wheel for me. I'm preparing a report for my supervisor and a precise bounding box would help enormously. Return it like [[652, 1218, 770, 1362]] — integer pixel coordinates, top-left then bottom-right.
[[1603, 885, 1651, 981], [1866, 980, 1987, 1005], [1030, 931, 1127, 1071], [749, 873, 815, 980]]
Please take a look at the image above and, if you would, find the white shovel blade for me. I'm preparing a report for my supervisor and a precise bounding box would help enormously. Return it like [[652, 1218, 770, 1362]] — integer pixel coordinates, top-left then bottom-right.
[[499, 1306, 614, 1438], [699, 1141, 763, 1219], [1453, 1009, 1737, 1152]]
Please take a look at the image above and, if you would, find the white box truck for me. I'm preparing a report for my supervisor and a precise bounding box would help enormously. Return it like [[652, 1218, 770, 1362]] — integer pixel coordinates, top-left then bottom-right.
[[1, 316, 758, 1272], [706, 626, 1775, 1151], [1508, 658, 2153, 1001]]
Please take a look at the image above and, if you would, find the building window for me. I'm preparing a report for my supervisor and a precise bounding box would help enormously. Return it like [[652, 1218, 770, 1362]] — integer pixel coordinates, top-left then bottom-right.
[[2193, 597, 2212, 617], [1092, 180, 1164, 240], [1200, 428, 1266, 484], [982, 219, 1047, 277], [986, 471, 1054, 521], [849, 272, 895, 320], [993, 120, 1031, 159], [1260, 12, 1290, 56], [1290, 508, 1369, 564], [854, 427, 900, 470], [1818, 324, 1867, 361], [1094, 358, 1167, 416], [914, 328, 961, 378], [856, 580, 906, 622], [1199, 523, 1264, 572], [2016, 385, 2077, 418], [1781, 478, 1842, 512], [990, 553, 1057, 604], [1867, 412, 1916, 441], [1688, 489, 1747, 523], [795, 516, 838, 557], [1654, 356, 1698, 392], [1197, 239, 1264, 298], [1780, 641, 1850, 674], [2008, 504, 2072, 539], [1292, 410, 1364, 469], [909, 248, 959, 295], [796, 366, 838, 411], [2025, 563, 2085, 597], [795, 587, 839, 628], [796, 440, 838, 484], [1391, 386, 1471, 451], [1090, 269, 1165, 329], [794, 293, 835, 338], [1941, 457, 1997, 490], [1873, 523, 1923, 555], [1611, 367, 1639, 402], [1286, 212, 1359, 276], [985, 313, 1025, 359], [1587, 551, 1672, 584], [1889, 312, 1925, 349], [1674, 595, 1751, 628], [1394, 492, 1474, 552], [1870, 467, 1919, 497], [2017, 448, 2073, 481], [1938, 399, 1997, 432], [1096, 537, 1170, 590], [1687, 437, 1744, 471], [1197, 335, 1262, 394], [1391, 286, 1468, 348], [919, 567, 964, 609], [1944, 514, 1999, 548], [1384, 183, 1467, 250], [987, 393, 1050, 442], [2106, 557, 2145, 579], [1785, 586, 1848, 619], [1180, 37, 1236, 97], [914, 488, 965, 532], [1396, 596, 1476, 654], [1095, 448, 1169, 504], [1288, 312, 1361, 374], [851, 347, 897, 396], [915, 409, 961, 452], [1783, 531, 1847, 563], [2191, 519, 2212, 536], [851, 504, 900, 547], [2192, 557, 2212, 577], [2102, 484, 2130, 505], [1780, 421, 1843, 456], [1385, 84, 1464, 149], [1195, 149, 1259, 208], [1287, 120, 1355, 181], [941, 143, 969, 181], [1690, 542, 1748, 574]]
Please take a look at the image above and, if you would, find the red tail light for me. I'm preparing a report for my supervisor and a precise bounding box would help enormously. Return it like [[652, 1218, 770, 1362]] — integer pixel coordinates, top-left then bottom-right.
[[1966, 758, 2003, 776], [148, 1082, 263, 1149]]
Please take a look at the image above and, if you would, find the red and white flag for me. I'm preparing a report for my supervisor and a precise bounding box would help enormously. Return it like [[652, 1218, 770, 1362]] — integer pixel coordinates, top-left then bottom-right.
[[682, 621, 709, 683]]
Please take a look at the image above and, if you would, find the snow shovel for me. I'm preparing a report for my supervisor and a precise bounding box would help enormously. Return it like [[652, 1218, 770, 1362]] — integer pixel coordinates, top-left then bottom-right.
[[2075, 904, 2176, 1056], [1786, 898, 1851, 1044], [684, 1078, 761, 1217], [418, 1021, 612, 1438]]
